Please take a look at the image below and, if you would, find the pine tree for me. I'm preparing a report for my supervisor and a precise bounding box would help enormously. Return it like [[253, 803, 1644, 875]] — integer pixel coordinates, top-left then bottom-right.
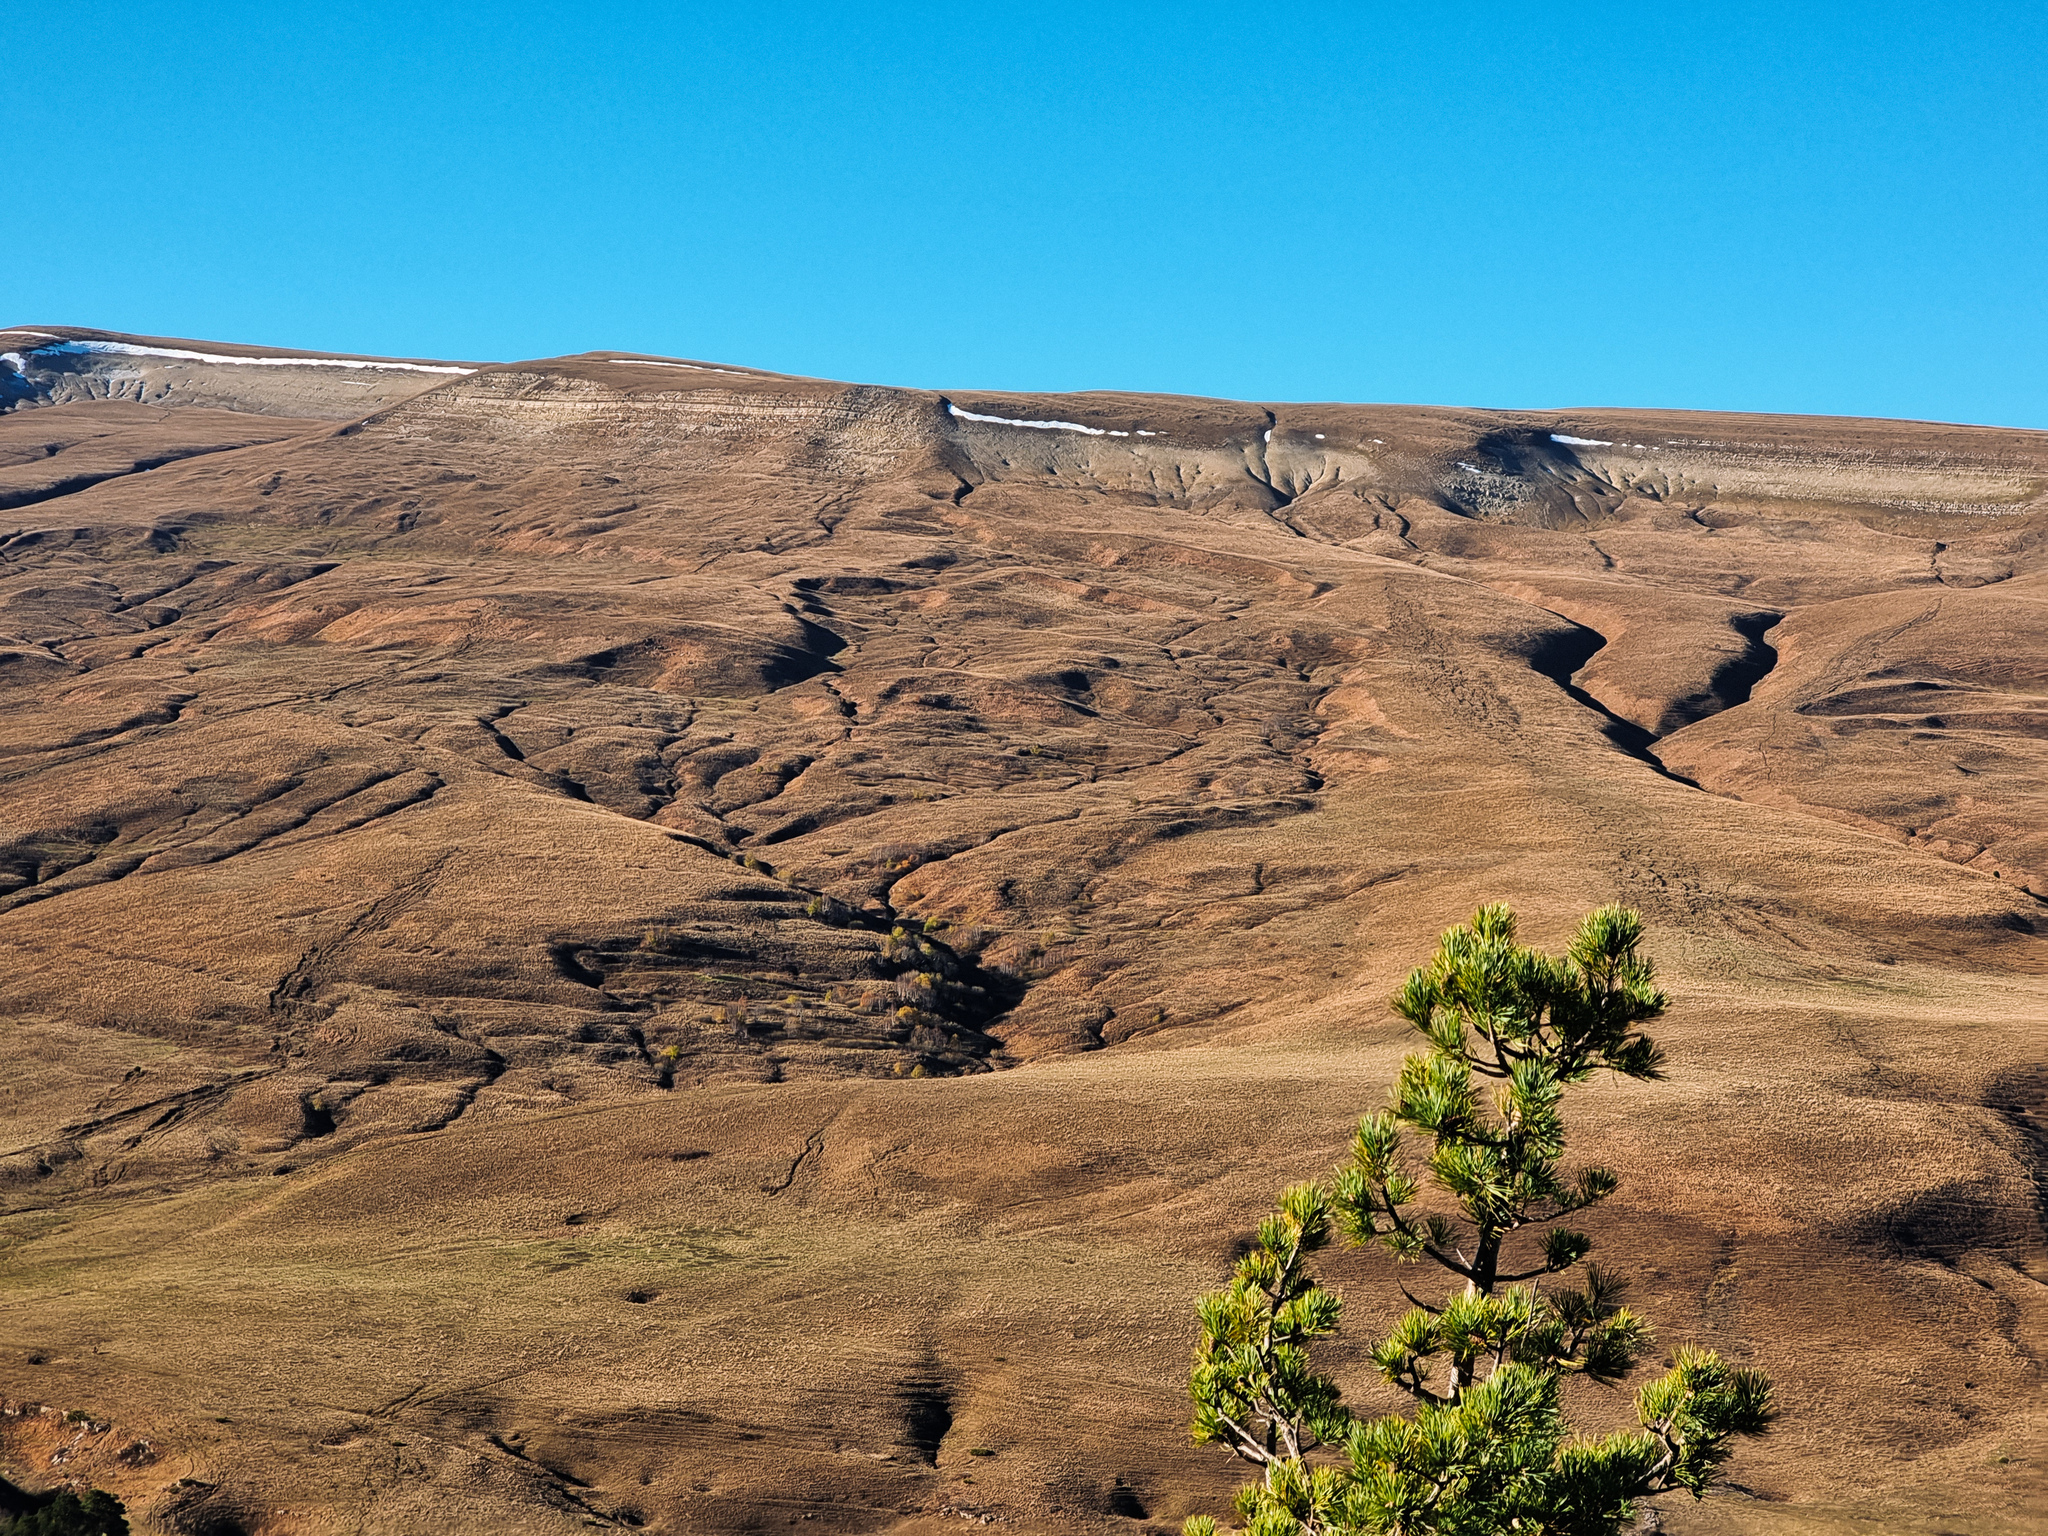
[[1185, 903, 1774, 1536], [0, 1485, 128, 1536]]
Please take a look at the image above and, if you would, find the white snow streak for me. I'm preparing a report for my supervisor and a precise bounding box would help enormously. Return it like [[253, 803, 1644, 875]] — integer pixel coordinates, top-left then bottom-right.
[[1549, 433, 1612, 448], [947, 403, 1128, 436], [30, 340, 473, 375], [613, 358, 743, 374]]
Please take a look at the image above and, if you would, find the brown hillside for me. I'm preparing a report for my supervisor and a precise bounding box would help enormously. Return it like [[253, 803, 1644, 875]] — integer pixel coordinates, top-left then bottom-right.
[[2, 329, 2043, 1536]]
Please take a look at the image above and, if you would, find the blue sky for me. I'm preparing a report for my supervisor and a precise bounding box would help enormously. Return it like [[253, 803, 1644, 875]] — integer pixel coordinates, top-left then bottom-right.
[[11, 3, 2046, 426]]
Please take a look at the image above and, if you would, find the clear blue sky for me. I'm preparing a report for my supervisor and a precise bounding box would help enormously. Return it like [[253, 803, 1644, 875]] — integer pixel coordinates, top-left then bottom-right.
[[12, 3, 2047, 426]]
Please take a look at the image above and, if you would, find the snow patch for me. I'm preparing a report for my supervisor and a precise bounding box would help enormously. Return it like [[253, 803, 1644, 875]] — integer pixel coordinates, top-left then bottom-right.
[[1262, 428, 1273, 444], [1456, 461, 1487, 474], [613, 358, 742, 375], [1314, 433, 1325, 440], [1136, 429, 1159, 436], [0, 352, 26, 374], [28, 340, 473, 375], [1549, 434, 1612, 448], [947, 402, 1113, 437]]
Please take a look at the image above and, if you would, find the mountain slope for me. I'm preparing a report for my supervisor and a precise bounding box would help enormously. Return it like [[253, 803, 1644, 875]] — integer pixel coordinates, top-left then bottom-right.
[[2, 328, 2044, 1536]]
